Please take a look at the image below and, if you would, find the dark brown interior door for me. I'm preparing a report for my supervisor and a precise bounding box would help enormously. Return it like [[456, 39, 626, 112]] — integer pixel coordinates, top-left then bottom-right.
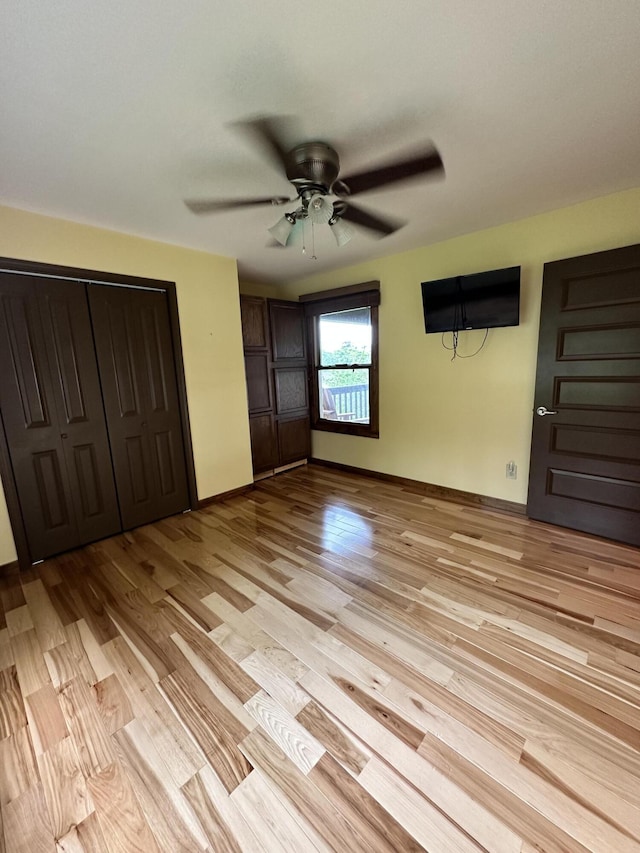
[[527, 244, 640, 547], [0, 274, 121, 560], [269, 300, 311, 465], [241, 296, 278, 474], [89, 285, 189, 529]]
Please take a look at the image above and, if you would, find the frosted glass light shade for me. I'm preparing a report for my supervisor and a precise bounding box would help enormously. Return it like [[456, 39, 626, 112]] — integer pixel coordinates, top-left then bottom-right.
[[307, 193, 334, 224], [329, 217, 352, 247], [268, 214, 295, 246]]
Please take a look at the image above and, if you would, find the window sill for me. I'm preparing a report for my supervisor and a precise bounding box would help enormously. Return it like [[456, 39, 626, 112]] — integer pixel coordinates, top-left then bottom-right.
[[312, 419, 379, 439]]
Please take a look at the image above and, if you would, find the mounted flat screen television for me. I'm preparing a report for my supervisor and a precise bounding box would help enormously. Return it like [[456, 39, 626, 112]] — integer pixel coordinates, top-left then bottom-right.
[[421, 266, 521, 333]]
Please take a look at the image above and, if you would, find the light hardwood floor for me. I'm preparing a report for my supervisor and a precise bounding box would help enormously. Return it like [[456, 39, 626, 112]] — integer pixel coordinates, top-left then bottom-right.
[[1, 464, 639, 852]]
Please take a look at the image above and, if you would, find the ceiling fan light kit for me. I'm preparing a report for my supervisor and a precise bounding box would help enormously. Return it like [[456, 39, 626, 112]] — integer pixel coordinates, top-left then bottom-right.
[[185, 116, 444, 256], [328, 216, 353, 247], [306, 193, 334, 224], [268, 212, 297, 246], [268, 194, 348, 251]]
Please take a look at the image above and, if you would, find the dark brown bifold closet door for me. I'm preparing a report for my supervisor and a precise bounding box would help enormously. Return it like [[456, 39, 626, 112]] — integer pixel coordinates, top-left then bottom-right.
[[88, 284, 189, 529], [0, 274, 121, 561]]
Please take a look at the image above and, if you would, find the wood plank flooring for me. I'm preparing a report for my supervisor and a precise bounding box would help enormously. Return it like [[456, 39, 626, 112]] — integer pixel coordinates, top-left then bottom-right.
[[1, 463, 640, 852]]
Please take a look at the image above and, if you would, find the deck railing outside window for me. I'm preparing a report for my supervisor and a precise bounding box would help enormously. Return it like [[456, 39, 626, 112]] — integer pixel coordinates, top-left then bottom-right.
[[323, 383, 369, 423]]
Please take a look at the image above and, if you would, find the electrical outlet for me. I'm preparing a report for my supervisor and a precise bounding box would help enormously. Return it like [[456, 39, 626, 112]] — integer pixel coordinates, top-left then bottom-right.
[[506, 461, 517, 480]]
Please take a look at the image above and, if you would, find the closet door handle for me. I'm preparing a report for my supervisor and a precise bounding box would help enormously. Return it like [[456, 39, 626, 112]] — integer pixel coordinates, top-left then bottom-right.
[[60, 433, 68, 439]]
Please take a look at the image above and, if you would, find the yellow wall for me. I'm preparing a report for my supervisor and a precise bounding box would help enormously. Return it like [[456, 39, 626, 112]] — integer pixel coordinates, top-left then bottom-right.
[[3, 188, 639, 562], [0, 205, 253, 565], [278, 187, 640, 505], [238, 279, 282, 298]]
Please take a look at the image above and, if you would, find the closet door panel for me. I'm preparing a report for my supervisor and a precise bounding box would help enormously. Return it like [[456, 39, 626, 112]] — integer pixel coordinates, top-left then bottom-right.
[[241, 296, 311, 476], [268, 300, 309, 467], [241, 296, 270, 350], [39, 281, 121, 545], [137, 294, 189, 513], [87, 291, 154, 529], [89, 285, 189, 529], [245, 354, 273, 413], [249, 414, 278, 473], [273, 367, 308, 416], [0, 276, 78, 559], [269, 302, 306, 361], [277, 417, 310, 466]]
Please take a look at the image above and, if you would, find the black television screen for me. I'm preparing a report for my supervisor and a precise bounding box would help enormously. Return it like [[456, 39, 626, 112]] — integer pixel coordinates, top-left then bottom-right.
[[421, 266, 520, 333]]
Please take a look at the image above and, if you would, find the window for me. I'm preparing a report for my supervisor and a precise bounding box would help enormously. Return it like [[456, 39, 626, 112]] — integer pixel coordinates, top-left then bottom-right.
[[303, 282, 379, 438]]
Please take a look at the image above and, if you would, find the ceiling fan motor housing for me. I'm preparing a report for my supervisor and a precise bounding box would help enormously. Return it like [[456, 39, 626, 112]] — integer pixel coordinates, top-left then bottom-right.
[[285, 142, 340, 193]]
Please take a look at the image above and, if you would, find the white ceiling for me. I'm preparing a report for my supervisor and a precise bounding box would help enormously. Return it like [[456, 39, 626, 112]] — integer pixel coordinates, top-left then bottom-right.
[[2, 1, 640, 284]]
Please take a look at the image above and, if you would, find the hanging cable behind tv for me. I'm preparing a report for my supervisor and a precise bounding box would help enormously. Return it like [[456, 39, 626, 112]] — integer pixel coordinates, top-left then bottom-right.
[[420, 265, 520, 359]]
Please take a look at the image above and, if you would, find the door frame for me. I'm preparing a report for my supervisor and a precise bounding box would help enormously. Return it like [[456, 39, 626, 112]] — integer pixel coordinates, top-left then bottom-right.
[[0, 256, 199, 569]]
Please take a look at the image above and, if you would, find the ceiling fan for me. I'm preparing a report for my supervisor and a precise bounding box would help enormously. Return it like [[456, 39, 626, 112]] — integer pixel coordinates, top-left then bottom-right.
[[184, 116, 444, 248]]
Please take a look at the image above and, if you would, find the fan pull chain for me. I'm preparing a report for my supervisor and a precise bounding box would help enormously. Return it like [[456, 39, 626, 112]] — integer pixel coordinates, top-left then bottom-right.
[[310, 221, 317, 260]]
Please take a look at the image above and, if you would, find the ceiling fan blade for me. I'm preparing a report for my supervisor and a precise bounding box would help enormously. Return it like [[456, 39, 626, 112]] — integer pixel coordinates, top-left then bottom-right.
[[185, 196, 291, 214], [338, 147, 443, 196], [231, 116, 295, 174], [338, 201, 404, 236]]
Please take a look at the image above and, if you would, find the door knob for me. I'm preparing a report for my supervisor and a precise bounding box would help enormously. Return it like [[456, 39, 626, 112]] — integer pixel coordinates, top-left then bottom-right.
[[60, 433, 68, 439], [536, 406, 557, 416]]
